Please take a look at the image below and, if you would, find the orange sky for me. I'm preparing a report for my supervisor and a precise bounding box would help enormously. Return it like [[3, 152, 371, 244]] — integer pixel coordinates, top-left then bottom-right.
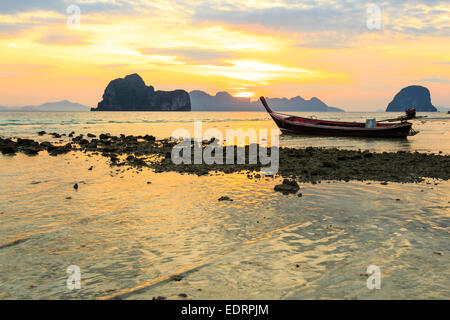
[[0, 1, 448, 111]]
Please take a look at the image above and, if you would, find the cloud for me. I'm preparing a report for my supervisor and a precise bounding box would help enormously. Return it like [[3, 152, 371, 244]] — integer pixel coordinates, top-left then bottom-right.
[[139, 47, 237, 65], [0, 0, 152, 15], [0, 63, 54, 70], [0, 0, 66, 14], [0, 22, 36, 37], [190, 0, 450, 39], [100, 64, 130, 68], [2, 1, 448, 48], [36, 31, 91, 45], [416, 76, 450, 83]]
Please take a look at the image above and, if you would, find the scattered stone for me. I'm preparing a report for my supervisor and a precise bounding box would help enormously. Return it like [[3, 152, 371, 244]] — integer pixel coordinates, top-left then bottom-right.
[[73, 183, 78, 190], [433, 251, 443, 256], [87, 133, 96, 138], [152, 296, 167, 300], [396, 199, 401, 201], [1, 146, 17, 154], [88, 166, 93, 171], [38, 131, 46, 136], [66, 197, 72, 200], [143, 134, 156, 142], [2, 135, 450, 184], [147, 181, 152, 184], [99, 133, 110, 140], [218, 196, 233, 201], [297, 193, 303, 197], [381, 181, 389, 185], [274, 179, 300, 194], [170, 275, 184, 281], [178, 293, 188, 298], [360, 273, 369, 277]]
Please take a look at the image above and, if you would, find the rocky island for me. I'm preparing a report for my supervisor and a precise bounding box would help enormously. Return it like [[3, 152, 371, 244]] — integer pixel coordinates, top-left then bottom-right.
[[190, 90, 344, 112], [92, 73, 191, 111], [386, 85, 437, 112]]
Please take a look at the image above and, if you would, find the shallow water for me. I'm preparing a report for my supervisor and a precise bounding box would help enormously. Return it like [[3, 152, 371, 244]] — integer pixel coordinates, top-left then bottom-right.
[[1, 111, 450, 153], [0, 111, 449, 299]]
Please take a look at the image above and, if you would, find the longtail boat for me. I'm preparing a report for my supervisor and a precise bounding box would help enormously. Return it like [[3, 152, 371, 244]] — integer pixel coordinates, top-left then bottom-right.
[[260, 97, 417, 138]]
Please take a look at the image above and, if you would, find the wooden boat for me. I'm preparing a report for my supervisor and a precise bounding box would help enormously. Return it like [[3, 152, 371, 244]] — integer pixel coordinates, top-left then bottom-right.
[[260, 97, 416, 138]]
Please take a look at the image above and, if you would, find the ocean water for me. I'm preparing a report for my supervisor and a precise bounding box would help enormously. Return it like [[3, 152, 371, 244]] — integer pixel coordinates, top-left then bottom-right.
[[0, 111, 449, 299], [1, 111, 450, 153]]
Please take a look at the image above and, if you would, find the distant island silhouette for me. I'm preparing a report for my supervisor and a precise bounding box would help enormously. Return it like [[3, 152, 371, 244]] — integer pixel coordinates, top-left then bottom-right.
[[2, 76, 445, 113], [386, 85, 437, 112], [190, 90, 344, 112], [91, 73, 344, 112], [0, 100, 90, 112], [91, 73, 191, 111]]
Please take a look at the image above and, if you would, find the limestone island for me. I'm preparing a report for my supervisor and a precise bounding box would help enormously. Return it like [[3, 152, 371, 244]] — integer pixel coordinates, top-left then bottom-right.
[[91, 73, 191, 111]]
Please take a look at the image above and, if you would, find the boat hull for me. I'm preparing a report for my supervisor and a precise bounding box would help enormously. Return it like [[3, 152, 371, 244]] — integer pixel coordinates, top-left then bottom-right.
[[259, 96, 414, 138], [271, 115, 412, 138]]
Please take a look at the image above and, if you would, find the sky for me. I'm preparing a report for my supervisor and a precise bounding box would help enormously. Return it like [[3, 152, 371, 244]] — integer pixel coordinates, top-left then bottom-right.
[[0, 0, 449, 111]]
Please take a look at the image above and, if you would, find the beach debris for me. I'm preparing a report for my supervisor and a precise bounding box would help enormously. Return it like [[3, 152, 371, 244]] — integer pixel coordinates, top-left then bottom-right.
[[0, 238, 29, 250], [433, 251, 443, 256], [274, 179, 300, 194], [143, 134, 156, 142], [0, 143, 17, 154], [73, 183, 79, 190], [99, 133, 110, 140], [218, 196, 233, 201], [152, 296, 167, 300], [359, 273, 369, 277], [31, 181, 41, 185], [170, 275, 184, 281]]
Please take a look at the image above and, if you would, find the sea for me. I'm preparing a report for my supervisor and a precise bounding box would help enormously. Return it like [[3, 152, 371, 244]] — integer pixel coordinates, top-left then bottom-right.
[[0, 111, 449, 299]]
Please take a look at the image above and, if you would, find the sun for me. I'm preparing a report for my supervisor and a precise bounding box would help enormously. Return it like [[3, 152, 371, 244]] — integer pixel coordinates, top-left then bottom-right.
[[234, 91, 255, 98]]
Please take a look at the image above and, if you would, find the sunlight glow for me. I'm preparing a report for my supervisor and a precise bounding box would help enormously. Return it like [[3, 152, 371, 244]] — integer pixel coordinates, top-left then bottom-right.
[[234, 91, 255, 98]]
